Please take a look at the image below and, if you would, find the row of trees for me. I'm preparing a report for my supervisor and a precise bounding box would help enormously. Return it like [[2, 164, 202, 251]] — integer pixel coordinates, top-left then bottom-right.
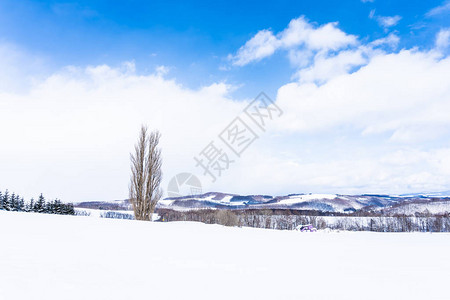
[[100, 211, 134, 220], [0, 190, 75, 215], [156, 208, 450, 232]]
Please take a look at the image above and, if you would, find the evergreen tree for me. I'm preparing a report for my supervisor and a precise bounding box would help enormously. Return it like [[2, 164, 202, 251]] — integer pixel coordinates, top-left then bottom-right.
[[0, 189, 73, 215], [10, 193, 16, 211], [18, 197, 25, 211], [45, 201, 53, 214], [2, 190, 10, 211], [28, 198, 35, 212], [64, 203, 75, 215], [54, 199, 62, 214], [35, 194, 46, 213]]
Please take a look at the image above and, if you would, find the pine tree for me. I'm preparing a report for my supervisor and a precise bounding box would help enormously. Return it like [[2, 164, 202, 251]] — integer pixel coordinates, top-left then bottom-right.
[[64, 203, 75, 215], [18, 197, 25, 211], [28, 198, 35, 212], [35, 194, 46, 213], [0, 190, 72, 215], [12, 194, 22, 212], [45, 201, 52, 214], [54, 199, 62, 214], [2, 190, 11, 211], [10, 193, 16, 211]]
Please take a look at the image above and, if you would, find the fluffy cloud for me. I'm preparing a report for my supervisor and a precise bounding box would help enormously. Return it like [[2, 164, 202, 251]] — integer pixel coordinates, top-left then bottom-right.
[[0, 55, 248, 201], [289, 36, 396, 84], [229, 16, 357, 66], [276, 49, 450, 140], [2, 15, 450, 201], [279, 18, 358, 51], [293, 47, 369, 83], [257, 21, 449, 195], [230, 17, 400, 84]]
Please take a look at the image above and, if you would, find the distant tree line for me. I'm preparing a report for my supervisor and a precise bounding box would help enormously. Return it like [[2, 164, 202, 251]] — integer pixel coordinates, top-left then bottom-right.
[[0, 190, 75, 215], [156, 208, 450, 232], [100, 211, 134, 220], [76, 201, 130, 211]]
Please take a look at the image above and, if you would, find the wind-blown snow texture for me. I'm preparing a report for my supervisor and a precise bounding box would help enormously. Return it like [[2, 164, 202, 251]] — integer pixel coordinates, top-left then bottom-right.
[[1, 211, 449, 300]]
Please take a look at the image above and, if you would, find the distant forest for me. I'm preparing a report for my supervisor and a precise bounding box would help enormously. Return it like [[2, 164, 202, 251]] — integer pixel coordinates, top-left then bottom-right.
[[0, 190, 74, 215]]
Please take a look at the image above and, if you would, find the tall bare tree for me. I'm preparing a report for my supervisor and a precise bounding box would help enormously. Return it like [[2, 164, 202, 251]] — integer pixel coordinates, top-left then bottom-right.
[[129, 126, 162, 221]]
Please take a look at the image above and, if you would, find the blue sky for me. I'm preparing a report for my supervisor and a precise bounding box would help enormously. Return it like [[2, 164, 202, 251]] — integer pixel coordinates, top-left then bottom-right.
[[0, 0, 450, 201], [0, 0, 448, 97]]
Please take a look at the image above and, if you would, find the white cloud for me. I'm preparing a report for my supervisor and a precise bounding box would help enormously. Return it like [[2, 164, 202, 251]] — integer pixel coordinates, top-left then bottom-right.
[[370, 33, 400, 49], [436, 28, 450, 51], [279, 17, 358, 51], [293, 47, 369, 83], [155, 65, 170, 76], [257, 47, 450, 195], [289, 35, 398, 84], [376, 15, 402, 29], [368, 10, 401, 30], [287, 49, 313, 68], [0, 42, 48, 93], [277, 17, 312, 48], [2, 15, 450, 201], [217, 143, 450, 196], [276, 49, 450, 139], [426, 0, 450, 17], [4, 49, 450, 200], [0, 59, 249, 202], [229, 16, 357, 66], [228, 30, 278, 66], [229, 16, 400, 84], [304, 22, 358, 50], [3, 47, 443, 200]]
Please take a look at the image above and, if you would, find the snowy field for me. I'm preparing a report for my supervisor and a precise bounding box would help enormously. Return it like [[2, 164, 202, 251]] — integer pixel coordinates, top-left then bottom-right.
[[1, 211, 449, 300]]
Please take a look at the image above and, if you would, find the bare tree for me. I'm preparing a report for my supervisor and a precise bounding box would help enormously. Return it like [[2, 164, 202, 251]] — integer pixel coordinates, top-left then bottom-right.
[[129, 126, 162, 221]]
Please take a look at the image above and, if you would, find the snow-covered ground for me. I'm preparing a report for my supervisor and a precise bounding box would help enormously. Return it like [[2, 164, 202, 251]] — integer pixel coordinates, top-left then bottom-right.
[[1, 211, 449, 300]]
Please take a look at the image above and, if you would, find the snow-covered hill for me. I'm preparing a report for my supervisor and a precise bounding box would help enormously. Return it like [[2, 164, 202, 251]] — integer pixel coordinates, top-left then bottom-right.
[[74, 192, 450, 215], [385, 199, 450, 215], [158, 192, 446, 214], [1, 210, 449, 300]]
